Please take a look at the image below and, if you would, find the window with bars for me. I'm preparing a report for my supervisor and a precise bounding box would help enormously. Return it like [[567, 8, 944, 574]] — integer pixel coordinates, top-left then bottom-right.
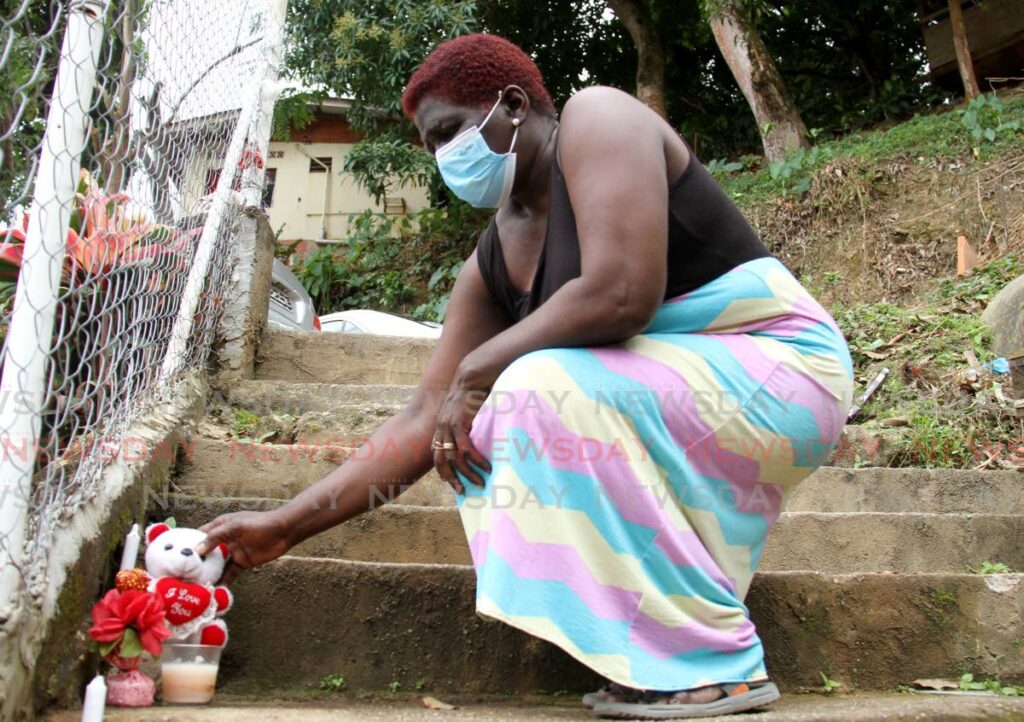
[[308, 156, 332, 173]]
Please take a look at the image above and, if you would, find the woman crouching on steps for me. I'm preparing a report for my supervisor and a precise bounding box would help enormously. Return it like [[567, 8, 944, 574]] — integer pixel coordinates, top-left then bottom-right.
[[197, 34, 854, 720]]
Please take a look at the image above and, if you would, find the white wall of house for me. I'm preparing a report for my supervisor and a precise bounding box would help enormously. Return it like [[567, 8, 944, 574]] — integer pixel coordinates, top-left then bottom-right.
[[180, 141, 431, 243], [262, 141, 431, 243]]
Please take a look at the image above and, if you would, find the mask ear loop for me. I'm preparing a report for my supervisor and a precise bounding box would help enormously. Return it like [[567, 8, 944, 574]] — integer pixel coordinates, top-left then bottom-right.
[[482, 89, 522, 154], [479, 90, 505, 129], [507, 120, 520, 154]]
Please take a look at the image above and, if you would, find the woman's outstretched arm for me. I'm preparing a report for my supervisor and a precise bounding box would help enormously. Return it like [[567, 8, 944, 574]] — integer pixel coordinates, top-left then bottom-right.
[[197, 251, 508, 583]]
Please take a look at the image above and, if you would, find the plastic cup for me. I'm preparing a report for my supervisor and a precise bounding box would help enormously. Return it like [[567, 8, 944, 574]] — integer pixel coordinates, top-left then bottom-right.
[[160, 644, 221, 704]]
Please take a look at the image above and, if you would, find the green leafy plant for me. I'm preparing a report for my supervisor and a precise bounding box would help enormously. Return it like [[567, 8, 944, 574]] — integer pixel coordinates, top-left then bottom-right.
[[388, 680, 402, 693], [230, 409, 261, 439], [959, 93, 1021, 155], [292, 212, 415, 313], [768, 145, 825, 196], [270, 89, 322, 142], [969, 561, 1015, 575], [320, 674, 347, 692], [343, 133, 436, 206], [820, 672, 844, 693], [852, 454, 873, 469], [706, 157, 745, 179], [959, 674, 1024, 696]]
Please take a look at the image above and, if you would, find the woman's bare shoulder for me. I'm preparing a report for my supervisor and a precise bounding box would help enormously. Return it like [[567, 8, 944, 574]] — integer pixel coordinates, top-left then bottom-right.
[[558, 87, 687, 176], [561, 86, 650, 120]]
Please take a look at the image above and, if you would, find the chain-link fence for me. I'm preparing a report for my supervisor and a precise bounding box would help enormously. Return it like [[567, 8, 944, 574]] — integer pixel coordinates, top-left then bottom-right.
[[0, 0, 284, 653]]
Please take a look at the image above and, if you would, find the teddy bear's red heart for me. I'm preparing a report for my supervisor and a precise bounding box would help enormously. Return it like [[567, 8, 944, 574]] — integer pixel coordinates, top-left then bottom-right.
[[155, 578, 212, 626]]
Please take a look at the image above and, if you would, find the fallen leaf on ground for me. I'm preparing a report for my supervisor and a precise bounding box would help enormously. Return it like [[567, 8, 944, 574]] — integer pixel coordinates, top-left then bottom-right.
[[879, 416, 910, 427], [910, 679, 959, 690], [422, 696, 456, 710]]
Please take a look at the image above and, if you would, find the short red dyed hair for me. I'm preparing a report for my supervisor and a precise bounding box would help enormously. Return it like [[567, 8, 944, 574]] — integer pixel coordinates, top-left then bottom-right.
[[402, 34, 555, 119]]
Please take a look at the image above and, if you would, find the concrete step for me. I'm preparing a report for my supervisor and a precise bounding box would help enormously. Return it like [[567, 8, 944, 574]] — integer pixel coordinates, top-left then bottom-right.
[[167, 497, 1024, 574], [255, 331, 435, 384], [214, 557, 1023, 694], [42, 692, 1024, 721], [176, 438, 1021, 513], [214, 379, 416, 416], [204, 403, 406, 445], [784, 466, 1024, 514], [174, 437, 456, 506], [167, 498, 467, 565]]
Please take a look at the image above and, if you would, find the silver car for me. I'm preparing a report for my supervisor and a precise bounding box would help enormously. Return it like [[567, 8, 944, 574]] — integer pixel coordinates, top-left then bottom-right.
[[268, 258, 320, 331]]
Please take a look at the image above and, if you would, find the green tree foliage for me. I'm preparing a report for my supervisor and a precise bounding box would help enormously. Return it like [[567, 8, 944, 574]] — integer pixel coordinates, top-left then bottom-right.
[[285, 0, 475, 203], [655, 0, 937, 159], [0, 0, 60, 220], [767, 1, 940, 133], [480, 0, 635, 109], [270, 88, 321, 142], [278, 0, 947, 317]]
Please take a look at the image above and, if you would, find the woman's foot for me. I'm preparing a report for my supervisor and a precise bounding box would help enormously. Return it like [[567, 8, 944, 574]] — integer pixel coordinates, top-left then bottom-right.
[[591, 681, 780, 719], [581, 682, 638, 708]]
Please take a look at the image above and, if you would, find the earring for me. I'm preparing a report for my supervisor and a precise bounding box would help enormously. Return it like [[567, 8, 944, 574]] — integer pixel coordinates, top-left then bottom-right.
[[512, 118, 521, 127]]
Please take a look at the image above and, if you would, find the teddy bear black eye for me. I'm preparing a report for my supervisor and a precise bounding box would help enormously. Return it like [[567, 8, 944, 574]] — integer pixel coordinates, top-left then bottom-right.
[[164, 543, 173, 551], [199, 554, 206, 562]]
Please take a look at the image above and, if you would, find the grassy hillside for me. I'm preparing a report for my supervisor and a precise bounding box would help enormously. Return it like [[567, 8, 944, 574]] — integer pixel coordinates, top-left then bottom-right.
[[714, 91, 1024, 310], [715, 92, 1024, 469]]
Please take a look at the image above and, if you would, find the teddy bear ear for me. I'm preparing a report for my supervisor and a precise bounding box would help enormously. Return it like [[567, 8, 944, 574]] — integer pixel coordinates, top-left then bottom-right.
[[145, 523, 170, 543]]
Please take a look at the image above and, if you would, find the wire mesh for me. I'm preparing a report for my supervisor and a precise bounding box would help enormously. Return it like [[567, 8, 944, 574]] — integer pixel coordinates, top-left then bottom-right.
[[0, 0, 281, 605]]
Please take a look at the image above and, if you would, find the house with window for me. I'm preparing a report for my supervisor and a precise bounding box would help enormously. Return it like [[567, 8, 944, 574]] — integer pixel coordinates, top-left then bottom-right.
[[260, 97, 430, 244], [180, 97, 430, 246]]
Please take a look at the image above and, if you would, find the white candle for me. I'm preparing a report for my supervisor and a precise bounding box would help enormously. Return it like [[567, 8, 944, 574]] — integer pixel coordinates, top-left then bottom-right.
[[119, 523, 140, 571], [81, 675, 106, 722], [161, 662, 219, 704]]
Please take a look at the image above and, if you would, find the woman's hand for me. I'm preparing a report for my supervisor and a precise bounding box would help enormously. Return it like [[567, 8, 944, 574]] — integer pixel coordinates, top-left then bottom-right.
[[196, 510, 292, 585], [433, 369, 492, 494]]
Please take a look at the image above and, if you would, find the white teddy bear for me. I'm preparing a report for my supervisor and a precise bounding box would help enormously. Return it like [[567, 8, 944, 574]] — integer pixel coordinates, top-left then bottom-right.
[[144, 522, 232, 646]]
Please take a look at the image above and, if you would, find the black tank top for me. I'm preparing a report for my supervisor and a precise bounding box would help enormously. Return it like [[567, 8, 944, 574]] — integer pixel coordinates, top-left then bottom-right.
[[475, 147, 772, 322]]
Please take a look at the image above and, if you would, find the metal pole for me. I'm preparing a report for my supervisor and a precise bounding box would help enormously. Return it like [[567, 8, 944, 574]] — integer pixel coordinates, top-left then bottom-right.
[[159, 0, 289, 382], [158, 86, 260, 382], [240, 0, 288, 208], [0, 0, 110, 624]]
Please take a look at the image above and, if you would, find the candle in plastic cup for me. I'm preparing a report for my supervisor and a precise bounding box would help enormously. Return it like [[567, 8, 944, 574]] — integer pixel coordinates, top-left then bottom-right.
[[161, 644, 221, 704]]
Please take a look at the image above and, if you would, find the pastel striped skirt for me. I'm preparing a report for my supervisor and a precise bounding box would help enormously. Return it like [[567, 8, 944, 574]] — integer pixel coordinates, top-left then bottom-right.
[[457, 257, 854, 691]]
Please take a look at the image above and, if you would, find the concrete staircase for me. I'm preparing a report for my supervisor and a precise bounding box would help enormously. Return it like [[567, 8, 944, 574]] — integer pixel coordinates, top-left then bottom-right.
[[158, 330, 1024, 719]]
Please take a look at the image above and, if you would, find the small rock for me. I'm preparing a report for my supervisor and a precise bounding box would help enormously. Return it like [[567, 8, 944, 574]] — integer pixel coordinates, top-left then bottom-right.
[[422, 696, 456, 710]]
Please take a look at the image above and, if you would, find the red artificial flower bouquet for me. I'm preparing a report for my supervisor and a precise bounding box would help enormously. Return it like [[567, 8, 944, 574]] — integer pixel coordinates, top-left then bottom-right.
[[87, 568, 171, 706]]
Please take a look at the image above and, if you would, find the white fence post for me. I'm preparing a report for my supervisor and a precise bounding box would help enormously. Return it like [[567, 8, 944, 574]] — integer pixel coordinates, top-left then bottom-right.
[[157, 95, 261, 384], [0, 0, 110, 625], [159, 0, 288, 383], [241, 0, 289, 208]]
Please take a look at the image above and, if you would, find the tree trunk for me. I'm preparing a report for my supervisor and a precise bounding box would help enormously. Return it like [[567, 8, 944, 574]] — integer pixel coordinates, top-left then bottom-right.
[[948, 0, 981, 99], [709, 5, 808, 162], [606, 0, 668, 119]]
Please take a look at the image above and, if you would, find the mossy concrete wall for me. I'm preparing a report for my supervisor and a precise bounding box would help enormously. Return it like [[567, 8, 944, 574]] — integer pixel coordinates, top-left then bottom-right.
[[0, 375, 207, 720], [215, 208, 274, 381]]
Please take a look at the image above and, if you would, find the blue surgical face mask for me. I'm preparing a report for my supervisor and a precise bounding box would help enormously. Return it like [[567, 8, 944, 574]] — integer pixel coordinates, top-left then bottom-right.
[[435, 95, 519, 209]]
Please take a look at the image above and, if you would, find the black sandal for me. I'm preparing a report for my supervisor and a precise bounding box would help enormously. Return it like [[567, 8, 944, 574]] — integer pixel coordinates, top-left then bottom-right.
[[592, 681, 780, 719], [582, 682, 640, 709]]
